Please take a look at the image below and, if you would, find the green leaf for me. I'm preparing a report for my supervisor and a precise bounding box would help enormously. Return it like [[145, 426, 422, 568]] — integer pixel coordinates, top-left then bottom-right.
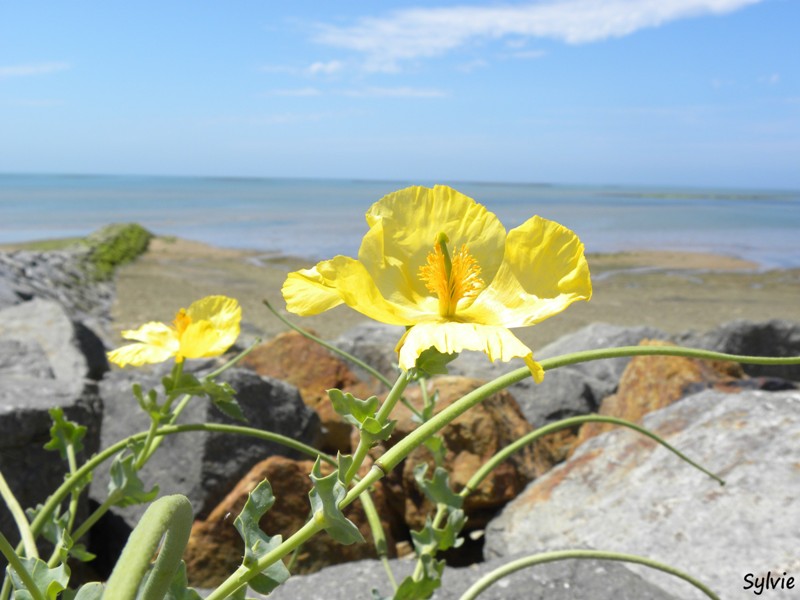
[[413, 464, 463, 510], [132, 383, 161, 416], [232, 479, 290, 595], [423, 436, 446, 468], [360, 417, 396, 443], [308, 458, 365, 545], [328, 389, 380, 426], [413, 348, 457, 378], [62, 582, 104, 600], [162, 371, 205, 397], [163, 561, 203, 600], [393, 558, 444, 600], [8, 556, 70, 600], [26, 503, 69, 548], [107, 445, 159, 507], [204, 379, 246, 422], [410, 510, 466, 555], [44, 407, 86, 459]]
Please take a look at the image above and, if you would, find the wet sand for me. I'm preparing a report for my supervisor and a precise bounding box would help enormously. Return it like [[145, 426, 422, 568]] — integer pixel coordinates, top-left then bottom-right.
[[108, 237, 800, 350]]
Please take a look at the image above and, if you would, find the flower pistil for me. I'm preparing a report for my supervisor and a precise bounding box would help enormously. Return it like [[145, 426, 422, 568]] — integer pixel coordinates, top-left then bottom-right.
[[419, 232, 483, 318]]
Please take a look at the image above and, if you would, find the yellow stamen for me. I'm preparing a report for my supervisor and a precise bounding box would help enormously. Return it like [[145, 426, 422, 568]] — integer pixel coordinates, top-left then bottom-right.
[[419, 233, 483, 317], [173, 309, 191, 337]]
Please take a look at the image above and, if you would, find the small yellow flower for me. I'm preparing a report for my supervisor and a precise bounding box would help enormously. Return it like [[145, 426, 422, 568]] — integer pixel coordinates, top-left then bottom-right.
[[108, 295, 242, 367], [282, 186, 592, 382]]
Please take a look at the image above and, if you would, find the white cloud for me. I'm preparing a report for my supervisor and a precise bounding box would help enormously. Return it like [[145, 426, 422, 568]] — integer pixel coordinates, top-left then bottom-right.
[[307, 60, 344, 76], [314, 0, 762, 71], [0, 62, 71, 78], [265, 87, 322, 97], [341, 86, 448, 98]]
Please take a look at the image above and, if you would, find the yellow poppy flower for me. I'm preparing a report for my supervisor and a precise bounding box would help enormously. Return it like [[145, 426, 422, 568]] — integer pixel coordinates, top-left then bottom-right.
[[282, 186, 592, 382], [108, 295, 242, 367]]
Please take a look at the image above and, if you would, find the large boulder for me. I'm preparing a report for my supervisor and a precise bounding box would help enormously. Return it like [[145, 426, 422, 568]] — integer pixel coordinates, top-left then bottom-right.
[[484, 389, 800, 599], [242, 331, 385, 453], [256, 554, 681, 600], [386, 376, 537, 530], [679, 319, 800, 381], [184, 455, 396, 586], [0, 298, 108, 384], [91, 366, 321, 528]]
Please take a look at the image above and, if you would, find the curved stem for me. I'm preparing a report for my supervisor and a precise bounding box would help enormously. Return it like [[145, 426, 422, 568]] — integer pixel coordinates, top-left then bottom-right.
[[0, 469, 37, 559], [104, 495, 193, 600], [463, 414, 724, 496], [458, 549, 720, 600]]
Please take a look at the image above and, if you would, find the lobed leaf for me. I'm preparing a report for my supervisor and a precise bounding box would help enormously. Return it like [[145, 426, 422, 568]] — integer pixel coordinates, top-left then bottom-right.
[[308, 458, 365, 545]]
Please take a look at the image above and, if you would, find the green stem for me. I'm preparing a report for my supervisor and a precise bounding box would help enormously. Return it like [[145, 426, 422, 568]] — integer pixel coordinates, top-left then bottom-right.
[[263, 299, 394, 389], [0, 531, 45, 600], [104, 495, 193, 600], [463, 414, 724, 495], [69, 493, 120, 548], [345, 371, 411, 483], [458, 549, 720, 600], [28, 423, 335, 545], [263, 299, 424, 420], [0, 469, 37, 559], [207, 519, 324, 600]]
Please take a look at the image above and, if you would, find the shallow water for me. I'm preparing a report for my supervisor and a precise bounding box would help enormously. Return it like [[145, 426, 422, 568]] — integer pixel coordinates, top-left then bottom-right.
[[1, 173, 798, 268]]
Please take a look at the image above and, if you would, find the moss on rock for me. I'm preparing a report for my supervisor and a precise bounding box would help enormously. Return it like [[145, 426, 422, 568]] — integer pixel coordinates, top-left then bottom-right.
[[83, 223, 153, 280]]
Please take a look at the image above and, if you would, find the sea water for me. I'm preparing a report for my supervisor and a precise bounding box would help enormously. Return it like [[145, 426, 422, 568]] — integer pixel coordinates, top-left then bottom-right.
[[1, 173, 798, 269]]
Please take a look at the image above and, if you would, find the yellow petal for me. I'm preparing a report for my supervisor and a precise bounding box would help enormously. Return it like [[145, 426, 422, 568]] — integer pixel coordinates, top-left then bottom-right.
[[361, 185, 507, 305], [107, 342, 177, 367], [178, 295, 241, 359], [396, 321, 542, 378], [282, 265, 345, 316], [283, 256, 423, 325], [120, 321, 176, 346], [464, 215, 592, 327]]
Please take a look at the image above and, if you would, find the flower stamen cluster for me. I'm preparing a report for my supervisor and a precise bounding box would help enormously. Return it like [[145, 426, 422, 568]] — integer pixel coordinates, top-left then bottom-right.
[[419, 232, 483, 318]]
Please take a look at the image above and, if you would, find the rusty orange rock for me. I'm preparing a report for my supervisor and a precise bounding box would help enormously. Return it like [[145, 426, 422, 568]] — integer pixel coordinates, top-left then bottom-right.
[[242, 330, 383, 453]]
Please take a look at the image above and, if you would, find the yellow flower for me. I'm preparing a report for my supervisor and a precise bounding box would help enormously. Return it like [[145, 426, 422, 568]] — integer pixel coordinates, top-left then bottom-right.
[[108, 295, 242, 367], [282, 186, 592, 382]]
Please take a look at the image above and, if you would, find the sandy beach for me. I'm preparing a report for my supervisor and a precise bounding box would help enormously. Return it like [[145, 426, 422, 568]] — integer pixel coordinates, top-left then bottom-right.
[[108, 236, 800, 349]]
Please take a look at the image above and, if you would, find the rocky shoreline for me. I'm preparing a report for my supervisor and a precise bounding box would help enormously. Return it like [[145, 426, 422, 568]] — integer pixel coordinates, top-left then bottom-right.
[[1, 228, 799, 598]]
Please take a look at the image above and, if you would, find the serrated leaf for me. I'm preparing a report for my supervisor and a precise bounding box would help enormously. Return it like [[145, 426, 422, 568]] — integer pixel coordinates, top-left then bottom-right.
[[232, 479, 290, 595], [8, 556, 70, 600], [410, 510, 465, 555], [328, 389, 380, 426], [423, 436, 446, 468], [308, 458, 365, 545], [108, 446, 159, 507], [163, 371, 205, 397], [413, 464, 463, 509], [44, 407, 86, 459], [360, 417, 396, 443], [413, 348, 457, 378], [204, 379, 247, 422], [26, 504, 69, 548]]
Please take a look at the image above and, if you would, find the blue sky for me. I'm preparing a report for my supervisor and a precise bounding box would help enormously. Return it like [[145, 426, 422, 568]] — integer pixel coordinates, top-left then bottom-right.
[[1, 0, 798, 188]]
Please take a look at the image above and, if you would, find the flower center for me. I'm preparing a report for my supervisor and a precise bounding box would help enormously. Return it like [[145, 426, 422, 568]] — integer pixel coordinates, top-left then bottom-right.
[[419, 232, 483, 318], [173, 308, 192, 337]]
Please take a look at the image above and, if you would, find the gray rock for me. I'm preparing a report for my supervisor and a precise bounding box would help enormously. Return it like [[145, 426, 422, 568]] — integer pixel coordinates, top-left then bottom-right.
[[0, 339, 54, 379], [0, 298, 108, 386], [332, 322, 405, 381], [91, 366, 321, 527], [678, 319, 800, 381], [0, 277, 20, 309], [250, 554, 679, 599], [0, 377, 102, 551], [484, 389, 800, 599], [537, 322, 670, 384]]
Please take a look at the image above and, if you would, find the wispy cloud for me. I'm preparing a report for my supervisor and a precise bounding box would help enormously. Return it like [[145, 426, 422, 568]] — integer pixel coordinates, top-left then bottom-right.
[[307, 60, 343, 76], [314, 0, 762, 72], [0, 62, 71, 78], [758, 73, 780, 85], [264, 87, 322, 97], [341, 86, 448, 98]]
